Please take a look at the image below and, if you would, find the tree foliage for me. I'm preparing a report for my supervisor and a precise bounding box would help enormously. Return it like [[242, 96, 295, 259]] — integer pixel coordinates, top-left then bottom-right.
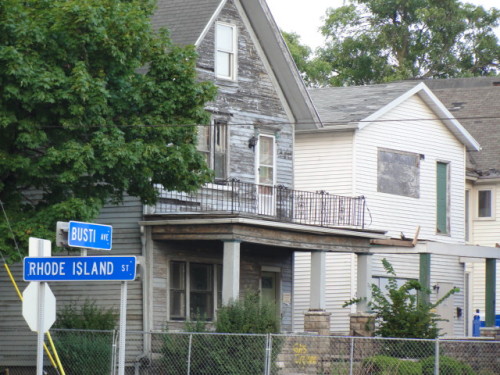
[[0, 0, 217, 261], [282, 31, 331, 87], [345, 258, 458, 339], [286, 0, 500, 86]]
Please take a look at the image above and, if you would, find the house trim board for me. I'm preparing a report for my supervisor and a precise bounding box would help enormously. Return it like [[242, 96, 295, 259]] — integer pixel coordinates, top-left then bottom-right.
[[371, 241, 500, 259]]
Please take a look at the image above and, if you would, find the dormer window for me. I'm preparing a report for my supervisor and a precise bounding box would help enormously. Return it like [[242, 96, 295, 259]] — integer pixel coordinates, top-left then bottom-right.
[[216, 22, 237, 80]]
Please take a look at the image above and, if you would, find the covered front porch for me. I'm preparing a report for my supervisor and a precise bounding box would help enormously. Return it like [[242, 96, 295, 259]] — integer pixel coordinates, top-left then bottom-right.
[[139, 214, 385, 334]]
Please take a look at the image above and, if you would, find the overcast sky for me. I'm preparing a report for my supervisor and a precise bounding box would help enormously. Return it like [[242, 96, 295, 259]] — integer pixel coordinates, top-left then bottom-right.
[[266, 0, 500, 50]]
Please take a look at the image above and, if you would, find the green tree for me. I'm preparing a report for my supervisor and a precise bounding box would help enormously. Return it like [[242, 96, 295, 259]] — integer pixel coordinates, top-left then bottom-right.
[[282, 31, 331, 87], [311, 0, 500, 86], [0, 0, 217, 261]]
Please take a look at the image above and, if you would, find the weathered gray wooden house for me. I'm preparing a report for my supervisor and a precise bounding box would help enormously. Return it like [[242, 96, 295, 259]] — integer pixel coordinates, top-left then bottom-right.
[[1, 0, 386, 368]]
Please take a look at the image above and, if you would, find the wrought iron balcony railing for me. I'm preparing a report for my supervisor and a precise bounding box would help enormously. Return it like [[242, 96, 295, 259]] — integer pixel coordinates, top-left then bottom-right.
[[150, 179, 366, 229]]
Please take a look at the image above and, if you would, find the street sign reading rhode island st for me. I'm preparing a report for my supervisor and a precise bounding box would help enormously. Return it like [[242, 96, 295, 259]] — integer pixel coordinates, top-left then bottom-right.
[[23, 256, 136, 281], [68, 221, 112, 250]]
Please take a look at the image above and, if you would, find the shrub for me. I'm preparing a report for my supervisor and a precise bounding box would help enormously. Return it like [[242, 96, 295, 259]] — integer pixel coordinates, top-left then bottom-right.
[[161, 293, 282, 375], [344, 258, 458, 342], [215, 292, 279, 334], [361, 355, 422, 375], [53, 299, 117, 330], [52, 300, 117, 375], [421, 355, 475, 375]]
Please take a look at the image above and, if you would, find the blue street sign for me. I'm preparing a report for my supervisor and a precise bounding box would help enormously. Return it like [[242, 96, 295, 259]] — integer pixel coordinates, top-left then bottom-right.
[[23, 256, 136, 281], [68, 221, 112, 250]]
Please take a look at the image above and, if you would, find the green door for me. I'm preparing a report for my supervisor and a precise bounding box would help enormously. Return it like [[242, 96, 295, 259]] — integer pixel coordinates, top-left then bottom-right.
[[436, 162, 448, 234]]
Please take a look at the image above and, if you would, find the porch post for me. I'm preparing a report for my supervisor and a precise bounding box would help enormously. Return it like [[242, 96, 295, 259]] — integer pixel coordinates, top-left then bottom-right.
[[222, 240, 241, 305], [356, 253, 373, 312], [305, 251, 330, 335], [419, 253, 431, 305], [310, 251, 326, 309], [485, 258, 496, 327]]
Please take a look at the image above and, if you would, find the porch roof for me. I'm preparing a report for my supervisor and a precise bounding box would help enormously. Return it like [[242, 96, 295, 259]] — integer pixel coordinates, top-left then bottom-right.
[[139, 216, 386, 252]]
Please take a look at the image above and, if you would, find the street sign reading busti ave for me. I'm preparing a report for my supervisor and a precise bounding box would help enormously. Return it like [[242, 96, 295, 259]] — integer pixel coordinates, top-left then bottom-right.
[[24, 256, 136, 281], [68, 221, 112, 250]]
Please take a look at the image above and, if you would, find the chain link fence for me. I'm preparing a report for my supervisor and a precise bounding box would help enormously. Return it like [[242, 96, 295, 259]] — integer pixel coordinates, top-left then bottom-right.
[[2, 330, 500, 375]]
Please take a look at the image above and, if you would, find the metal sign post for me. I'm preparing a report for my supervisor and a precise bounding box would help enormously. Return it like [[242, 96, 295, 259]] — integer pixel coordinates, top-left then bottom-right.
[[118, 281, 128, 375], [24, 238, 53, 375]]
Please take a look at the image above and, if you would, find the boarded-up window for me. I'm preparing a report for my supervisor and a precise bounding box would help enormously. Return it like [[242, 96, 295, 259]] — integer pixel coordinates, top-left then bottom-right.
[[377, 149, 420, 198]]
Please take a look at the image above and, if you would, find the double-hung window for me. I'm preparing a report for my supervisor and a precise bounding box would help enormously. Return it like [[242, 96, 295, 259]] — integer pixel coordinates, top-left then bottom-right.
[[216, 22, 237, 80], [477, 188, 495, 219], [169, 261, 222, 321], [198, 120, 228, 180]]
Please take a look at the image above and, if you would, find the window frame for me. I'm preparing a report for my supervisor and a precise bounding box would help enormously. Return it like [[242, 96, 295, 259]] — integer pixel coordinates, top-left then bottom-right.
[[215, 22, 237, 81], [168, 261, 222, 321], [436, 161, 450, 235], [198, 119, 229, 180], [475, 186, 496, 220], [377, 148, 421, 198]]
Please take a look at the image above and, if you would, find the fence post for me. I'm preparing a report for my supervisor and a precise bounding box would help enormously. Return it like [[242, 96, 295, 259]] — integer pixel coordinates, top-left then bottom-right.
[[187, 334, 193, 375], [264, 334, 272, 375], [349, 337, 355, 375], [434, 338, 440, 375]]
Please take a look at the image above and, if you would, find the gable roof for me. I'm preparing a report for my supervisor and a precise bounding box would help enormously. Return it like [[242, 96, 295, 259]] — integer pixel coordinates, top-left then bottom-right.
[[151, 0, 321, 129], [152, 0, 222, 46], [306, 82, 480, 151], [422, 77, 500, 177]]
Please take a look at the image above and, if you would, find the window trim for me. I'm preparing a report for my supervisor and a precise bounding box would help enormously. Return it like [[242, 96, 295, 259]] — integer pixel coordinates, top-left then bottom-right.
[[168, 260, 222, 321], [377, 148, 421, 199], [436, 161, 450, 235], [198, 119, 229, 181], [475, 186, 496, 220], [215, 22, 237, 81], [255, 134, 276, 187]]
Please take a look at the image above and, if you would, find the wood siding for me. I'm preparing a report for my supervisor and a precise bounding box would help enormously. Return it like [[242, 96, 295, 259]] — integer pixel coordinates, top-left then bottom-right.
[[355, 95, 466, 242], [295, 132, 354, 196], [196, 0, 292, 186]]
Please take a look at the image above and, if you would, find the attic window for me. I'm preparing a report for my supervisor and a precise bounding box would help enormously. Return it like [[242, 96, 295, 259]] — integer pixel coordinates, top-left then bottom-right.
[[216, 22, 237, 80]]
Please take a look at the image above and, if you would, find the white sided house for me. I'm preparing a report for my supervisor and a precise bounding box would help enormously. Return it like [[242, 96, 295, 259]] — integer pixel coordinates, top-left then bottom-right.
[[425, 78, 500, 326], [293, 81, 496, 336]]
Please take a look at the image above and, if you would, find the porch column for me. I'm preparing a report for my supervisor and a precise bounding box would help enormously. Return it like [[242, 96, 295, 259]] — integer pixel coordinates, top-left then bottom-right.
[[310, 251, 326, 309], [222, 240, 240, 305], [485, 258, 496, 327], [305, 251, 330, 335], [356, 253, 373, 312], [419, 253, 431, 305]]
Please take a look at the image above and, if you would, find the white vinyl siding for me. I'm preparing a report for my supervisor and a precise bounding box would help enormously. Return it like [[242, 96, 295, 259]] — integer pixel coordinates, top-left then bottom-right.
[[470, 183, 500, 246], [354, 95, 466, 243], [295, 132, 354, 196], [293, 252, 355, 334]]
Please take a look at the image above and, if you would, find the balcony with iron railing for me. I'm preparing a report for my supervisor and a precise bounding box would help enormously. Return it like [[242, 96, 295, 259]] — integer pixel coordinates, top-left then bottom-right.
[[149, 179, 366, 229]]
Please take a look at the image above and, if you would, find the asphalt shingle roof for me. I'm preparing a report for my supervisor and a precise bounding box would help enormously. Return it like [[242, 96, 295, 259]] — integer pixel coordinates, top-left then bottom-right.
[[152, 0, 222, 46], [424, 77, 500, 176], [308, 82, 420, 125]]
